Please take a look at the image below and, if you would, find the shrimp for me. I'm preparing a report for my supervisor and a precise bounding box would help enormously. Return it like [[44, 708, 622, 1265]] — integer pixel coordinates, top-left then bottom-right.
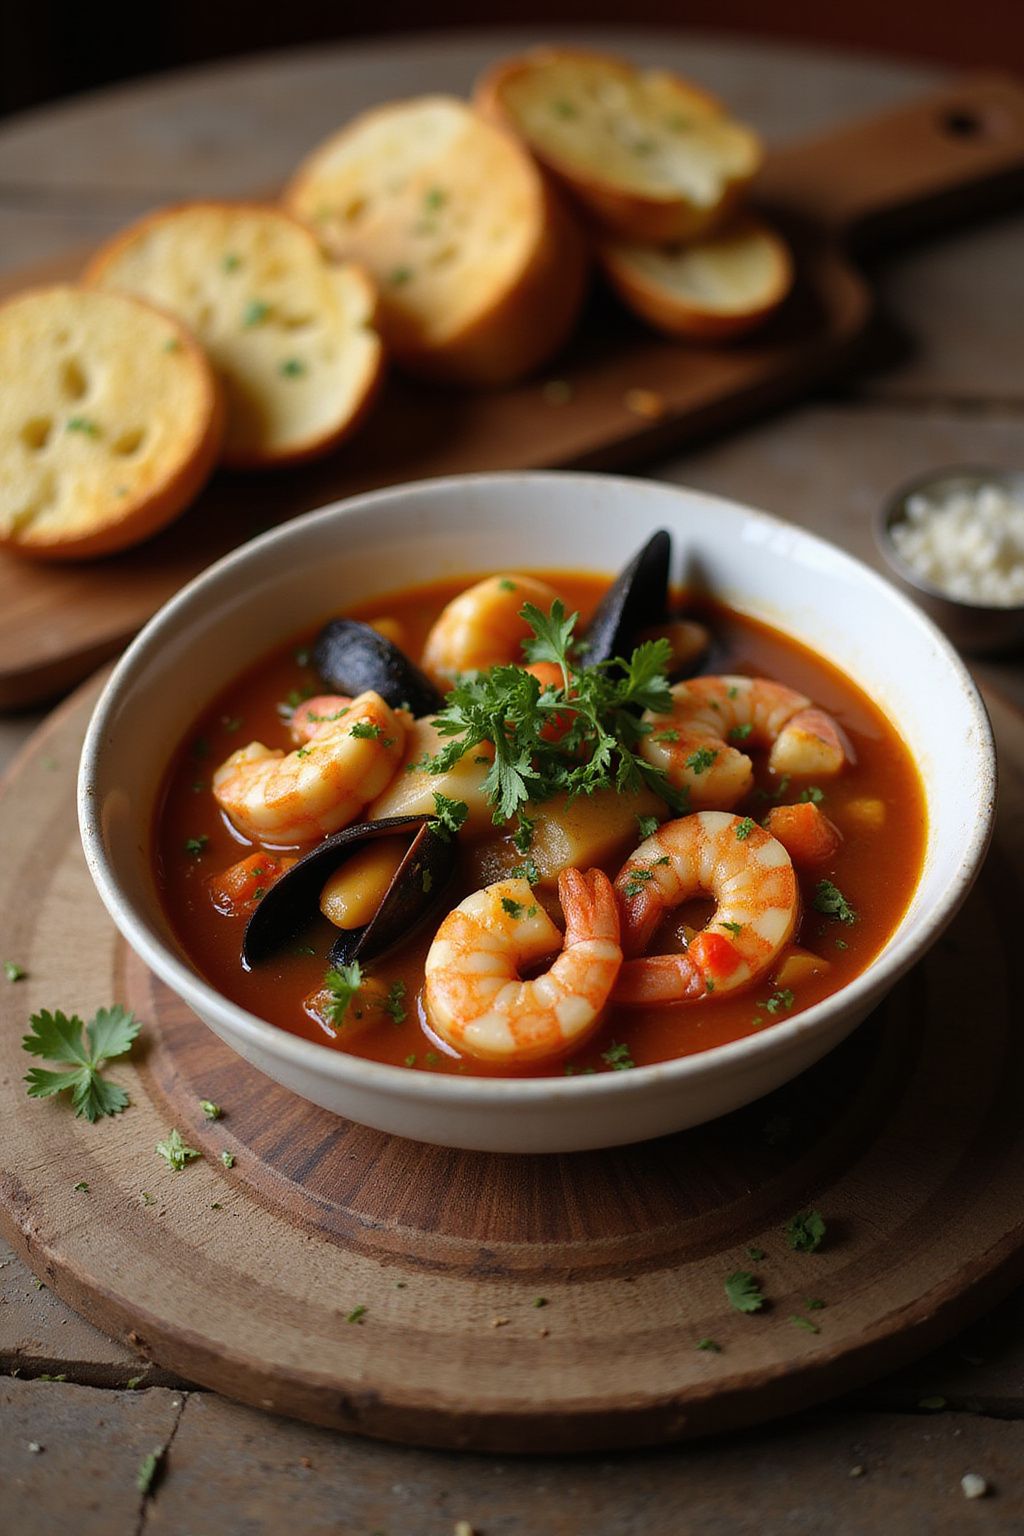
[[424, 870, 623, 1063], [213, 690, 408, 844], [612, 811, 799, 1004], [289, 694, 352, 746], [640, 675, 852, 810], [421, 573, 564, 687]]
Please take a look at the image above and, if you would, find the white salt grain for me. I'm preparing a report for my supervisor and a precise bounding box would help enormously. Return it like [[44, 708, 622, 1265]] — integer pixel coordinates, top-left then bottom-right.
[[961, 1472, 988, 1500], [891, 482, 1024, 606]]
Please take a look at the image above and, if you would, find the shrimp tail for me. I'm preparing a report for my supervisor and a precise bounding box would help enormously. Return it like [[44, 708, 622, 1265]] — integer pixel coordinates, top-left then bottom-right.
[[559, 867, 620, 947], [613, 952, 705, 1005]]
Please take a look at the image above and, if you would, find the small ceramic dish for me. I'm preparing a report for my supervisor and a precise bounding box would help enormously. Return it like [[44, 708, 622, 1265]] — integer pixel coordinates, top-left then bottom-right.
[[79, 471, 995, 1153], [876, 465, 1024, 656]]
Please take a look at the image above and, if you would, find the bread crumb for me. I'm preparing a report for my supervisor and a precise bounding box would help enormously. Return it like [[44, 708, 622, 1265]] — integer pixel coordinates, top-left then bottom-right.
[[538, 1327, 550, 1338], [491, 1316, 510, 1328], [624, 387, 666, 420], [849, 1465, 865, 1478], [454, 1523, 476, 1536], [961, 1473, 988, 1500]]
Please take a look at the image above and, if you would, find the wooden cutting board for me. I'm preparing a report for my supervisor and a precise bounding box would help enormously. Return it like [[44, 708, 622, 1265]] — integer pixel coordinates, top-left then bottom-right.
[[1, 71, 1023, 710], [2, 672, 1024, 1453]]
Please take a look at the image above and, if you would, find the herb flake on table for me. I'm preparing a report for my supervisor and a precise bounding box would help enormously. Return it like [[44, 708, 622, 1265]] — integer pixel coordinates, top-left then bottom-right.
[[4, 960, 25, 982], [785, 1209, 827, 1253], [22, 1006, 141, 1122], [155, 1128, 201, 1172], [725, 1270, 765, 1314], [696, 1337, 722, 1352], [137, 1446, 165, 1496], [200, 1099, 222, 1120]]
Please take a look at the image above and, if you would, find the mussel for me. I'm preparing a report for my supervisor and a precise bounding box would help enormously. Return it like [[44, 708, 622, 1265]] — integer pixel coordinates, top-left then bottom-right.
[[312, 619, 443, 718], [242, 815, 457, 970], [580, 530, 672, 664]]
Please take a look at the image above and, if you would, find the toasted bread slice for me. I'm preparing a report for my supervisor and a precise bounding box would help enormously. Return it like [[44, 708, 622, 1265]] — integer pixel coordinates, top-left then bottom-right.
[[476, 49, 762, 243], [0, 285, 224, 561], [285, 96, 587, 386], [600, 214, 793, 340], [84, 203, 384, 468]]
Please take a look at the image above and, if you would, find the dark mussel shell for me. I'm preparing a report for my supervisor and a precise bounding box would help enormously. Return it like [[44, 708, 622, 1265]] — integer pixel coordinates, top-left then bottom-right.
[[312, 619, 443, 718], [580, 530, 672, 664], [242, 815, 457, 970]]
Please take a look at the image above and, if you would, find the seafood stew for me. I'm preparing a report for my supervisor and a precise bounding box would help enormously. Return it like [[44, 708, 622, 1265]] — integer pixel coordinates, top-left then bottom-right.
[[155, 542, 926, 1079]]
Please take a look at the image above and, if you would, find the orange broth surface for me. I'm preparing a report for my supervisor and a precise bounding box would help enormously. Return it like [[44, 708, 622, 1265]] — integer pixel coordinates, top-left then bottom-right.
[[155, 572, 927, 1078]]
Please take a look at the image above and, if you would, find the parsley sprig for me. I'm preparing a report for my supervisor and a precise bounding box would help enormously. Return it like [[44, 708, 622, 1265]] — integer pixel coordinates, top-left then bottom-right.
[[22, 1006, 140, 1122], [424, 601, 686, 822]]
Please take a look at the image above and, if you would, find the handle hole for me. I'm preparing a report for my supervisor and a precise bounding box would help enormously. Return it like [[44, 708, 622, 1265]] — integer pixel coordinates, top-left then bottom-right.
[[941, 109, 984, 138]]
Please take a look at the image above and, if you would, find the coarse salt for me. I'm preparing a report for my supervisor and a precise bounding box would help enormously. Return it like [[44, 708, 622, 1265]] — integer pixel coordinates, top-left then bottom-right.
[[890, 481, 1024, 606]]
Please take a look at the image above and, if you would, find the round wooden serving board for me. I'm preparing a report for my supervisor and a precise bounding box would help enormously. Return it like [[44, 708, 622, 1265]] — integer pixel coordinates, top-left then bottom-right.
[[2, 673, 1024, 1454]]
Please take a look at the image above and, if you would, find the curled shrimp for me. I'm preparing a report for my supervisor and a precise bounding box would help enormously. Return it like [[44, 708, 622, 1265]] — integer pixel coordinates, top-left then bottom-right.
[[640, 675, 852, 810], [289, 694, 352, 746], [421, 573, 564, 687], [612, 811, 799, 1004], [424, 870, 623, 1063], [213, 690, 408, 845]]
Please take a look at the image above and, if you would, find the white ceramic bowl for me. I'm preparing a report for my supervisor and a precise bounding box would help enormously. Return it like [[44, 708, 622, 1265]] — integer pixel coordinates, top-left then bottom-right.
[[79, 472, 995, 1153]]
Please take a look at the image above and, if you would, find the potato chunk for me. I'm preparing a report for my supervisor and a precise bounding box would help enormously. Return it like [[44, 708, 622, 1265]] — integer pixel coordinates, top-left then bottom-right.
[[365, 717, 496, 835], [467, 785, 664, 890]]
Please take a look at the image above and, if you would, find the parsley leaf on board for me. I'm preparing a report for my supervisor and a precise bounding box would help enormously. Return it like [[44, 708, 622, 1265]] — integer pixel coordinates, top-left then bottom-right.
[[22, 1006, 140, 1122], [785, 1209, 827, 1253], [725, 1270, 765, 1314], [155, 1128, 201, 1172]]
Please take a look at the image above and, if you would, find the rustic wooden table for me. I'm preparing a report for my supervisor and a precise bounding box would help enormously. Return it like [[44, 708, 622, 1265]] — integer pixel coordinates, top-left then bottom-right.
[[1, 27, 1023, 1535]]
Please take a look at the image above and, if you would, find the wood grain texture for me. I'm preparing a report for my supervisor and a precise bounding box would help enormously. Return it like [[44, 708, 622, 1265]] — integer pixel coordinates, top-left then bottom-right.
[[2, 674, 1024, 1453], [2, 72, 1024, 707]]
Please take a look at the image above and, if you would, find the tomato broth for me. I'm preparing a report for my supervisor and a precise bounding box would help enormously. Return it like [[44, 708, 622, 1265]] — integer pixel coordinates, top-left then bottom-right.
[[155, 573, 927, 1078]]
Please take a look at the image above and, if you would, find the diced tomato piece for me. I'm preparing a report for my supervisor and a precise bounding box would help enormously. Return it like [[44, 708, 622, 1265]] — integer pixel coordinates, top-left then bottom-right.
[[689, 929, 743, 981]]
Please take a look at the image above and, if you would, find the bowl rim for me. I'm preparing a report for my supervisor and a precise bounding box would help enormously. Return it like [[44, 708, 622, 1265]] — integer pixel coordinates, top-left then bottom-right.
[[79, 469, 997, 1107], [876, 461, 1024, 615]]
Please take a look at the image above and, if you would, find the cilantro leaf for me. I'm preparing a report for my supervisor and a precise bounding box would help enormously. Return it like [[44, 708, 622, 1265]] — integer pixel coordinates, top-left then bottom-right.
[[725, 1270, 765, 1313], [785, 1209, 827, 1253], [22, 1006, 140, 1122], [813, 880, 857, 925]]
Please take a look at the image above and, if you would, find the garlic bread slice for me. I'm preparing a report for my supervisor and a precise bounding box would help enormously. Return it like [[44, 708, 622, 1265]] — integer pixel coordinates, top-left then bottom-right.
[[85, 203, 383, 468], [285, 97, 587, 386], [476, 49, 762, 243], [601, 215, 793, 340], [0, 285, 223, 561]]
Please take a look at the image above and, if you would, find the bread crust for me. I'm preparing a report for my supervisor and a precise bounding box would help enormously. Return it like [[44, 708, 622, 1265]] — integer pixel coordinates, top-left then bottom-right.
[[0, 284, 224, 562], [285, 98, 588, 387], [600, 215, 794, 341], [475, 48, 763, 244], [84, 202, 385, 467]]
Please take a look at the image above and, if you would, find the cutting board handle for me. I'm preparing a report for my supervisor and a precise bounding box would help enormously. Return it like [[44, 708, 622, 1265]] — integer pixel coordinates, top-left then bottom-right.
[[759, 72, 1024, 251]]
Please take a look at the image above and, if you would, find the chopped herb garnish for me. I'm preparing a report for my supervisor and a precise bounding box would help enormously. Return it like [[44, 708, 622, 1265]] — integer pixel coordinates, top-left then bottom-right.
[[4, 960, 25, 982], [636, 814, 660, 840], [498, 578, 517, 592], [735, 817, 755, 840], [323, 962, 362, 1027], [601, 1041, 635, 1071], [296, 747, 311, 759], [22, 1006, 140, 1122], [388, 266, 413, 287], [384, 980, 407, 1024], [510, 857, 541, 885], [813, 880, 857, 925], [727, 685, 739, 699], [622, 867, 655, 899], [798, 785, 824, 804], [424, 187, 446, 211], [349, 720, 382, 740], [222, 252, 242, 272], [729, 723, 753, 742], [220, 1150, 235, 1169], [720, 921, 744, 937], [428, 793, 469, 841], [163, 337, 182, 352], [424, 1051, 440, 1067], [66, 416, 99, 436], [73, 1180, 89, 1193], [501, 897, 526, 919], [137, 1447, 164, 1495], [652, 729, 680, 743], [757, 989, 795, 1017], [533, 1296, 548, 1308], [155, 1128, 200, 1172], [346, 1305, 367, 1324], [725, 1270, 765, 1314], [835, 938, 849, 951], [696, 1338, 722, 1353], [747, 1245, 766, 1261], [806, 1298, 826, 1310], [513, 812, 534, 852], [790, 1314, 820, 1334], [404, 1053, 417, 1067], [184, 835, 209, 858], [785, 1209, 827, 1253], [200, 1099, 222, 1120], [551, 98, 579, 118], [685, 746, 718, 775], [279, 357, 307, 377], [242, 298, 270, 327]]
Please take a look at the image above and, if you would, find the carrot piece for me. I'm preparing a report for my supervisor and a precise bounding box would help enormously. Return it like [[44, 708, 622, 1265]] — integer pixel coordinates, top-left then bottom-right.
[[207, 852, 292, 917], [764, 802, 843, 868]]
